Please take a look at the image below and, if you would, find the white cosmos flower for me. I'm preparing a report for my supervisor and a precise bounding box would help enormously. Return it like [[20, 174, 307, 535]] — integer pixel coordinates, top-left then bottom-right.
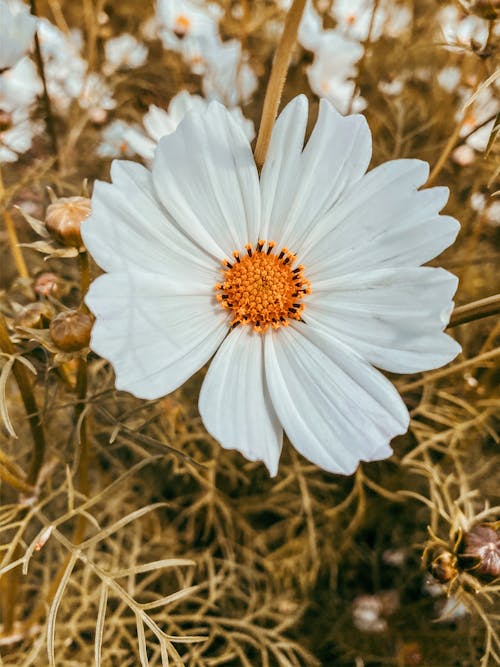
[[0, 0, 37, 71], [103, 34, 148, 75], [82, 96, 461, 476]]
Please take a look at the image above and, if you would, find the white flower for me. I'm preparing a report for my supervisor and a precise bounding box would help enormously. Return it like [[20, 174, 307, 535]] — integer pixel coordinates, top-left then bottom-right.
[[155, 0, 221, 74], [78, 73, 116, 120], [124, 91, 255, 164], [103, 34, 148, 75], [438, 5, 499, 49], [0, 107, 41, 162], [332, 0, 411, 42], [83, 97, 461, 476], [201, 38, 258, 107], [38, 18, 86, 114], [306, 31, 365, 113], [0, 0, 37, 71], [0, 56, 42, 112], [97, 119, 138, 158], [437, 66, 462, 93]]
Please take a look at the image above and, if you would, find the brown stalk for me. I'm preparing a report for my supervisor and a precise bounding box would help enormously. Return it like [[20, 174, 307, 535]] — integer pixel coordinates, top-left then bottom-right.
[[30, 0, 59, 169], [253, 0, 307, 169]]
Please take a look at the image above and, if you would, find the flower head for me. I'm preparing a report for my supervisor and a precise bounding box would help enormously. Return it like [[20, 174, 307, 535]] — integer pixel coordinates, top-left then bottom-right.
[[83, 96, 461, 476], [0, 0, 37, 72]]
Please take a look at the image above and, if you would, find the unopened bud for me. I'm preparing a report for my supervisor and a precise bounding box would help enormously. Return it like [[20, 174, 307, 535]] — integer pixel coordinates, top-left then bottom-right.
[[49, 310, 92, 352], [14, 302, 53, 329], [430, 550, 457, 583], [45, 196, 91, 247], [461, 525, 500, 578]]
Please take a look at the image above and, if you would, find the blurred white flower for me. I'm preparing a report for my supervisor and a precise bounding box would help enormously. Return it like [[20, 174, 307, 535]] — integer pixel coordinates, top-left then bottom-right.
[[155, 0, 221, 74], [97, 119, 137, 158], [79, 73, 116, 121], [458, 83, 499, 152], [352, 591, 399, 632], [437, 66, 462, 93], [436, 595, 469, 622], [0, 107, 41, 162], [332, 0, 411, 42], [306, 31, 365, 113], [38, 18, 86, 114], [438, 5, 499, 49], [201, 38, 258, 106], [0, 0, 37, 71], [103, 34, 148, 75], [83, 96, 461, 476], [0, 56, 42, 112], [125, 90, 255, 164]]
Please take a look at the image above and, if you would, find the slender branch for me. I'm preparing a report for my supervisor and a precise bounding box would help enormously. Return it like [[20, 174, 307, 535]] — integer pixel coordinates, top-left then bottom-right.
[[4, 211, 29, 279], [0, 314, 47, 486], [399, 348, 500, 394], [427, 116, 464, 186], [30, 0, 59, 169], [253, 0, 307, 169], [447, 294, 500, 328]]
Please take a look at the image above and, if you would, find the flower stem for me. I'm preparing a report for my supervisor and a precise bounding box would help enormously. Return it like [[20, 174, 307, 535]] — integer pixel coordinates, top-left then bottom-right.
[[30, 0, 59, 169], [254, 0, 307, 169], [447, 294, 500, 328], [4, 211, 29, 279], [0, 315, 46, 486]]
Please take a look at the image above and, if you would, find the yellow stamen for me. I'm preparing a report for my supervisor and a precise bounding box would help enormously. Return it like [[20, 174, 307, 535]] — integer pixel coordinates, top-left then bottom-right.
[[215, 240, 311, 333]]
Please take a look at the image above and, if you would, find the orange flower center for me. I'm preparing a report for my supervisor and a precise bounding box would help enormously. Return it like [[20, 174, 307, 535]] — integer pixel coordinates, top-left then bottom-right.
[[215, 240, 311, 333], [174, 14, 191, 34]]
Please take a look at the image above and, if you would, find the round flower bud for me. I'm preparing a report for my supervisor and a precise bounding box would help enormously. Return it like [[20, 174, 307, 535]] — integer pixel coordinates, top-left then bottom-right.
[[45, 196, 91, 247], [49, 310, 93, 352], [430, 550, 457, 583], [461, 525, 500, 578], [14, 302, 53, 329]]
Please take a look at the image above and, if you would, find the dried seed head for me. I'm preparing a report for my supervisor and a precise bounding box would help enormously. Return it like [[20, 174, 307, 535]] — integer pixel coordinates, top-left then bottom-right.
[[461, 525, 500, 578], [45, 196, 91, 247], [430, 550, 457, 583], [49, 310, 93, 352], [14, 302, 53, 329]]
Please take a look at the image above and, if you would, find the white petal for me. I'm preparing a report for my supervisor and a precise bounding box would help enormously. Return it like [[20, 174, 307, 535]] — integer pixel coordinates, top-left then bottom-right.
[[82, 160, 217, 284], [152, 101, 261, 259], [301, 159, 459, 279], [199, 326, 282, 475], [86, 271, 228, 399], [259, 95, 309, 241], [123, 126, 156, 163], [306, 267, 461, 373], [260, 97, 371, 249], [264, 324, 409, 475]]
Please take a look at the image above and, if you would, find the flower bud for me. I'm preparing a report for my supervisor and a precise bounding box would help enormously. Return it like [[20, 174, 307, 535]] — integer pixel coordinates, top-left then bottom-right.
[[45, 196, 91, 247], [461, 525, 500, 578], [49, 310, 92, 352], [14, 302, 53, 329], [430, 550, 457, 583]]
